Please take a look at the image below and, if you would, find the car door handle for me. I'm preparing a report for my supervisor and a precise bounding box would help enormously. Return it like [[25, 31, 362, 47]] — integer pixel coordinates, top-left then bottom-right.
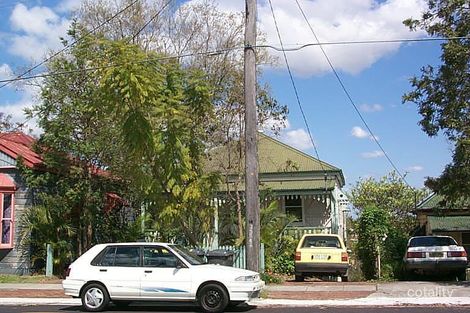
[[99, 269, 107, 272], [144, 270, 152, 273]]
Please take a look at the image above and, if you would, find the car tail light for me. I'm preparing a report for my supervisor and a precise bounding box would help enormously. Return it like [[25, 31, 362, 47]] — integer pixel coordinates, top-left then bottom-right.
[[341, 252, 348, 262], [295, 251, 301, 261], [65, 267, 71, 277], [407, 251, 426, 258], [448, 251, 468, 258]]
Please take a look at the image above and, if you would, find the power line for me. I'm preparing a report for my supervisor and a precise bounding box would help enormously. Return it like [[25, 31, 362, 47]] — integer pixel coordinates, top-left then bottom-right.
[[258, 36, 470, 51], [2, 35, 466, 85], [0, 0, 142, 90], [131, 0, 173, 42], [294, 0, 410, 186], [267, 0, 327, 175], [0, 46, 240, 85]]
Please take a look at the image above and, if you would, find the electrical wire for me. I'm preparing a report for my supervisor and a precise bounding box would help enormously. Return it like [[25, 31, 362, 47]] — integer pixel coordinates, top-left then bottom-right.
[[0, 0, 142, 90], [0, 47, 240, 84], [294, 0, 411, 186], [258, 36, 469, 51], [130, 0, 173, 42], [1, 36, 466, 85], [267, 0, 327, 175]]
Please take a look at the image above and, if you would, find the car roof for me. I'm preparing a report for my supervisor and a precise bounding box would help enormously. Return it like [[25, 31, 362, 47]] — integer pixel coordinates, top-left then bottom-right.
[[300, 234, 340, 239], [95, 242, 174, 247], [409, 235, 453, 239]]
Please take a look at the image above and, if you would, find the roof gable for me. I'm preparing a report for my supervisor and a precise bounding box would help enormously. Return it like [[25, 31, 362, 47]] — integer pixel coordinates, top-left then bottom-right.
[[206, 133, 345, 186], [258, 133, 340, 173], [0, 132, 42, 168]]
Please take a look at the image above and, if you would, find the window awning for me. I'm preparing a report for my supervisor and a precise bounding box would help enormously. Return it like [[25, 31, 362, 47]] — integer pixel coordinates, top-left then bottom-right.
[[428, 216, 470, 232], [0, 173, 16, 192]]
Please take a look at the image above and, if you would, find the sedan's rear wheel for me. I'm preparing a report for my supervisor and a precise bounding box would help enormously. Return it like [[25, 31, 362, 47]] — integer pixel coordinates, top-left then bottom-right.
[[81, 283, 109, 312], [198, 283, 229, 313]]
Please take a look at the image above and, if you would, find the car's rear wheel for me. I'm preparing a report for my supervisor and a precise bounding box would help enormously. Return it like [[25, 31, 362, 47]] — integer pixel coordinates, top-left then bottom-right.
[[294, 274, 304, 282], [81, 283, 110, 312], [340, 275, 348, 282]]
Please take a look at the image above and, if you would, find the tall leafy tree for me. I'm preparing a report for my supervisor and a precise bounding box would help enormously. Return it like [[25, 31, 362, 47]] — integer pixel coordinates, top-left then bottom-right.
[[403, 0, 470, 205], [77, 0, 288, 243], [349, 172, 427, 234]]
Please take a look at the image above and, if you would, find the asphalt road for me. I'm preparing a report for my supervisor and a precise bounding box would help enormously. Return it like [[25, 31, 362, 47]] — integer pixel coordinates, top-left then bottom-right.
[[1, 305, 470, 313]]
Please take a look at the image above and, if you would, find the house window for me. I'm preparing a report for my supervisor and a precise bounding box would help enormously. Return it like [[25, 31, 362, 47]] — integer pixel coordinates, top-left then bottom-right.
[[285, 196, 303, 222], [0, 193, 14, 249]]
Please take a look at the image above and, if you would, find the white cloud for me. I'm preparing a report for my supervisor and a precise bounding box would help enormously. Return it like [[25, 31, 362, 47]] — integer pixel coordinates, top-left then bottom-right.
[[206, 0, 427, 76], [8, 3, 71, 61], [351, 126, 379, 141], [360, 103, 384, 112], [282, 128, 314, 150], [56, 0, 83, 13], [407, 165, 424, 172], [0, 64, 13, 81], [361, 150, 385, 158], [351, 126, 369, 139]]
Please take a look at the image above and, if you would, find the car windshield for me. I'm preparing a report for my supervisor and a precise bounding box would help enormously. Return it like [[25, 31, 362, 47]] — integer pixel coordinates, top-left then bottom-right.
[[409, 237, 457, 247], [302, 236, 341, 248], [170, 245, 204, 265]]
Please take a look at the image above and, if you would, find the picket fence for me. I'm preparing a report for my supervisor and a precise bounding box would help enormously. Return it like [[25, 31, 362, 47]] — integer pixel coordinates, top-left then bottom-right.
[[198, 244, 265, 272]]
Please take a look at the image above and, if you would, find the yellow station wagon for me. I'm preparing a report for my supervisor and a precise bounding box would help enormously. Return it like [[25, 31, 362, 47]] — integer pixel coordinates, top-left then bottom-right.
[[294, 234, 350, 282]]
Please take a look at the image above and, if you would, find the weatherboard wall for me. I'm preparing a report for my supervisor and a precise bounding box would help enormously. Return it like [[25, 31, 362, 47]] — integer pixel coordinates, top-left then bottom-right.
[[0, 167, 31, 275]]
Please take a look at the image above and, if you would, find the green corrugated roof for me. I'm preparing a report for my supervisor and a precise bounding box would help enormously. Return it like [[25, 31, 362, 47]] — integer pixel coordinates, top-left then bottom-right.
[[206, 133, 344, 187], [417, 193, 469, 210], [428, 216, 470, 232], [218, 179, 336, 192], [417, 194, 444, 210]]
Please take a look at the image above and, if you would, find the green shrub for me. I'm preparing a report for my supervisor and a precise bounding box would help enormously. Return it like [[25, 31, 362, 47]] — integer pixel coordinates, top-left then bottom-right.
[[265, 235, 296, 275]]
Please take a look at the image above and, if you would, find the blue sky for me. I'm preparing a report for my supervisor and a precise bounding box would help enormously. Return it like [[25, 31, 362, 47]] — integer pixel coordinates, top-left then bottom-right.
[[0, 0, 453, 190]]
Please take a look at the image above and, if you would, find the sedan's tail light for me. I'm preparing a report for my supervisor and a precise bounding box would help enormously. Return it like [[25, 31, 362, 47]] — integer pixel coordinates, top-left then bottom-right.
[[407, 251, 426, 258], [295, 251, 301, 261], [448, 251, 468, 258], [341, 252, 349, 262], [65, 267, 71, 277]]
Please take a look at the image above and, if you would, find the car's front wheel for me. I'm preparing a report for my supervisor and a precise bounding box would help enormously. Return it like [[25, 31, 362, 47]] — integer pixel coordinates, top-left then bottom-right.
[[81, 283, 110, 312], [198, 283, 229, 313]]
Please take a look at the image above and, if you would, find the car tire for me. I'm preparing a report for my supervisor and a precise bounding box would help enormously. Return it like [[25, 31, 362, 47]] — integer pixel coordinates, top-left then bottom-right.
[[294, 275, 304, 282], [340, 275, 348, 282], [81, 283, 110, 312], [198, 283, 229, 313]]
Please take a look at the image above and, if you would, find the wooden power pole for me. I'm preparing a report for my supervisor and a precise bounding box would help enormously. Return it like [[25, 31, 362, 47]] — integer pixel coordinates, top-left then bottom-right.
[[244, 0, 259, 272]]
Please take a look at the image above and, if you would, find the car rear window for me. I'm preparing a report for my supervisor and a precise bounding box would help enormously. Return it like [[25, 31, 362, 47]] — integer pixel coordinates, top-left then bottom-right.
[[409, 237, 457, 247], [91, 246, 141, 267], [301, 236, 341, 248]]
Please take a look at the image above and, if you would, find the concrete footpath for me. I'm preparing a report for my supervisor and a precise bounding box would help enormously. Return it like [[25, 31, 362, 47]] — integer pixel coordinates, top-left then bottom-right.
[[1, 281, 470, 307]]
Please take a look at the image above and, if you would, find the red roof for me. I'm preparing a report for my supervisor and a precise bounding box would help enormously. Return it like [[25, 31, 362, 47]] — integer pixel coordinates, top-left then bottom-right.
[[0, 132, 42, 168]]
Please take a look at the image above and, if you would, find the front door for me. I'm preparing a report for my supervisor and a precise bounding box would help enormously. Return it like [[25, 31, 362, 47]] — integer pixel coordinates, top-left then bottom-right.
[[93, 245, 141, 298], [140, 246, 192, 300]]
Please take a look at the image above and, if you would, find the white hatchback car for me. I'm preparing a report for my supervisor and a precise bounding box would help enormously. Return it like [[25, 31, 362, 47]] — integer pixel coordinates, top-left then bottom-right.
[[62, 243, 264, 312]]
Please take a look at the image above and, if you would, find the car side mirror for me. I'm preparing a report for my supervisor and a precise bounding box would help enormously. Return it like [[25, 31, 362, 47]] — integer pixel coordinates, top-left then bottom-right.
[[347, 249, 352, 254]]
